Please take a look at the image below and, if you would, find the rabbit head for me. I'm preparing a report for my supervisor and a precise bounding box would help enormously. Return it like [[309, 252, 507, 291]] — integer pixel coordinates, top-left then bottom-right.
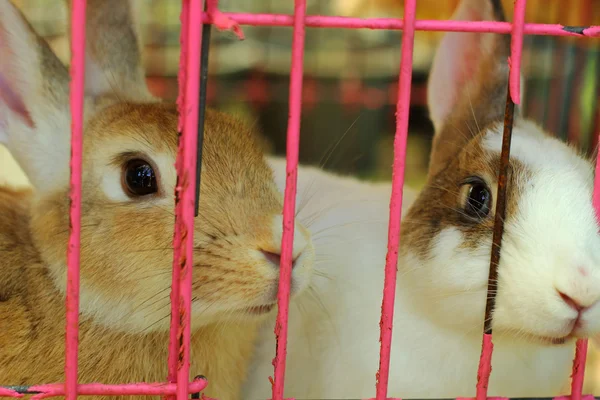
[[400, 0, 600, 345], [0, 0, 315, 334]]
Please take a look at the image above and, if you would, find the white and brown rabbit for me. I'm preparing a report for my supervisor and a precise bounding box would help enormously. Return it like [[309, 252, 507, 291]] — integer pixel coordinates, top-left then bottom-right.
[[245, 0, 600, 398], [0, 1, 315, 399]]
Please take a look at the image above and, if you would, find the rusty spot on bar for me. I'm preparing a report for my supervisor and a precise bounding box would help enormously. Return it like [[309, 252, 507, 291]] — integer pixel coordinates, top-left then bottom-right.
[[483, 85, 515, 334], [178, 312, 185, 364], [195, 1, 211, 218], [190, 376, 206, 399], [563, 25, 587, 35]]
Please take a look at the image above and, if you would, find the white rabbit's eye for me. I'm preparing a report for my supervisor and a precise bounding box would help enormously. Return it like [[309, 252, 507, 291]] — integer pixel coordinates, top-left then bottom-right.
[[122, 159, 158, 197], [461, 177, 491, 220]]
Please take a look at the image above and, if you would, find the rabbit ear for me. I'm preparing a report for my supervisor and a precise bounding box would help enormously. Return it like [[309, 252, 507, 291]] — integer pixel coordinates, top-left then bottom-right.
[[426, 0, 512, 178], [0, 0, 72, 193], [65, 0, 152, 101]]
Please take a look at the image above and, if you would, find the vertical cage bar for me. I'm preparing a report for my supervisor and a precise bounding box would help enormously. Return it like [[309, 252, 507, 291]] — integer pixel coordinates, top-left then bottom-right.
[[571, 107, 598, 398], [477, 88, 515, 400], [571, 339, 589, 400], [569, 0, 599, 383], [374, 0, 416, 399], [509, 0, 527, 105], [65, 0, 87, 399], [593, 137, 600, 216], [476, 3, 526, 398], [572, 123, 600, 399], [176, 0, 203, 399], [194, 2, 211, 218], [167, 0, 189, 399], [168, 0, 190, 394], [271, 1, 307, 400]]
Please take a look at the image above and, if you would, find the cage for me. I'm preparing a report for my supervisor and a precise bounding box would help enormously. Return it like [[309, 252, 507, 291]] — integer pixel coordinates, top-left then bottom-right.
[[0, 0, 600, 399]]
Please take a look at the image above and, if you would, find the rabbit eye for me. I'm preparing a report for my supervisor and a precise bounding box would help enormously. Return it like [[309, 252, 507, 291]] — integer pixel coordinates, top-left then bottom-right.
[[122, 159, 158, 197], [461, 177, 491, 220]]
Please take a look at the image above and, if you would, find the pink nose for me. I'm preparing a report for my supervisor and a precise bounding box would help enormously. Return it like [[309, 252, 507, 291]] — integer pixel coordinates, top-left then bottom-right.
[[557, 290, 584, 312]]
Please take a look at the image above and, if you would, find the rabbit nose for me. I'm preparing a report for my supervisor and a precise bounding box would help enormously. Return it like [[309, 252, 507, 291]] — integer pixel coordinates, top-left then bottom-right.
[[261, 250, 300, 269], [556, 288, 600, 312], [265, 215, 310, 269]]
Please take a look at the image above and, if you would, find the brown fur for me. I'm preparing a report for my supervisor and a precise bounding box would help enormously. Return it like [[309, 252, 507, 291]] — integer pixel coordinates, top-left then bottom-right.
[[402, 124, 531, 258], [427, 17, 512, 179], [401, 0, 532, 257], [62, 0, 151, 100], [0, 105, 289, 400], [0, 1, 315, 399]]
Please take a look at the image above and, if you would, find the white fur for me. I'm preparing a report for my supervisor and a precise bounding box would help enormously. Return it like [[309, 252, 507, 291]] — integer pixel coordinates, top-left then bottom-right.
[[243, 148, 600, 398], [0, 0, 71, 194], [482, 122, 600, 339]]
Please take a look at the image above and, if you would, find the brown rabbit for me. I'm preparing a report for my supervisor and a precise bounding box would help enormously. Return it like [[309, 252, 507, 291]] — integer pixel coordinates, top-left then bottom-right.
[[0, 1, 315, 399]]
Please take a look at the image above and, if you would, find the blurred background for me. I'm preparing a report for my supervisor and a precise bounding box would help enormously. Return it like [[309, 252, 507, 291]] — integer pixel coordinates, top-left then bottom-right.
[[2, 0, 600, 394]]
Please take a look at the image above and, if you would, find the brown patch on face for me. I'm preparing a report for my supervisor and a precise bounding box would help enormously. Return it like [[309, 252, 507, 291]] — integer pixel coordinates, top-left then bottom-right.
[[427, 30, 512, 179], [402, 129, 531, 259]]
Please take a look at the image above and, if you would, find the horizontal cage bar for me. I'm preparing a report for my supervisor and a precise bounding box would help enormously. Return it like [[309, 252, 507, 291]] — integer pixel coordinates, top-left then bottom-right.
[[200, 12, 600, 37]]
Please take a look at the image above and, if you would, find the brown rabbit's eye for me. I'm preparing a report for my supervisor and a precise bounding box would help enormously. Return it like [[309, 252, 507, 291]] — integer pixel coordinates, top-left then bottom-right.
[[461, 177, 491, 220], [123, 159, 157, 197]]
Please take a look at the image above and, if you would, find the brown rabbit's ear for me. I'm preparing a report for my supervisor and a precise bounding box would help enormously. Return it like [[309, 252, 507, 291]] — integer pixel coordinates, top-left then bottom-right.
[[65, 0, 152, 101], [0, 0, 72, 193], [426, 0, 512, 178]]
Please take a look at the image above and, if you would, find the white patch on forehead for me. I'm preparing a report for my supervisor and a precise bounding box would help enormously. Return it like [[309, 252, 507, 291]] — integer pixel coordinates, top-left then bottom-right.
[[481, 120, 591, 180]]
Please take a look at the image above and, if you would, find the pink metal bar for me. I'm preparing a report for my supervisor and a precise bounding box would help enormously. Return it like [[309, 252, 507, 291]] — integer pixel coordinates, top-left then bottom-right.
[[271, 1, 306, 400], [206, 0, 244, 39], [570, 339, 589, 400], [25, 380, 207, 400], [475, 333, 494, 399], [509, 0, 527, 104], [593, 141, 600, 217], [199, 13, 600, 38], [374, 0, 416, 399], [174, 0, 204, 399], [555, 396, 596, 400], [65, 0, 87, 399], [167, 0, 190, 394], [0, 389, 22, 399]]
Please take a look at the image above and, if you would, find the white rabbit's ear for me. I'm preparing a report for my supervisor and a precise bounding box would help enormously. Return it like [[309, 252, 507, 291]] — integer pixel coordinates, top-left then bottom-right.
[[426, 0, 512, 178], [0, 0, 72, 193], [65, 0, 153, 101]]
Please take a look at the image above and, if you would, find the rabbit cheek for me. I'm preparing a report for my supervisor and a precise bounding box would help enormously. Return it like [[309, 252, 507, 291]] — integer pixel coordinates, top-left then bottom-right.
[[481, 130, 600, 342], [188, 214, 315, 324], [401, 227, 490, 329]]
